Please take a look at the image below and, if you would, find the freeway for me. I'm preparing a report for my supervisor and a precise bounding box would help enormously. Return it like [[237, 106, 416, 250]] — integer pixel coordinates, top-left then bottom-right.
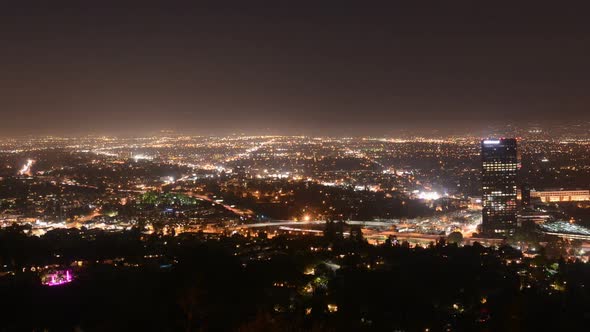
[[232, 220, 396, 229], [232, 219, 502, 245]]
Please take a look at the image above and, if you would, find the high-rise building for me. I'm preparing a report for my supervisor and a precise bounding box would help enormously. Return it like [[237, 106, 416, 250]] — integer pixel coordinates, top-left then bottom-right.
[[481, 138, 518, 237]]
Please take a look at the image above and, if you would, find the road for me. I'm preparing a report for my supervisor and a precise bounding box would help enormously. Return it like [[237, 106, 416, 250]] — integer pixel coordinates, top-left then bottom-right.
[[232, 219, 503, 245]]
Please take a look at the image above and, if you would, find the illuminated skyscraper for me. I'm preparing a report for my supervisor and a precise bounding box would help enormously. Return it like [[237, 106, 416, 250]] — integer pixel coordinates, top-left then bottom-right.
[[481, 138, 518, 237]]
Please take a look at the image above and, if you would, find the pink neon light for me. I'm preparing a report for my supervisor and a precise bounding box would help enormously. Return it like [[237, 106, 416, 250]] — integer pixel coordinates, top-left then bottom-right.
[[43, 270, 74, 286]]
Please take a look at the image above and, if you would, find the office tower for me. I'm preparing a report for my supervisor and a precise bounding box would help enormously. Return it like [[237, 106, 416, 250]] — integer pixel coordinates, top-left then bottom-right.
[[481, 138, 518, 237]]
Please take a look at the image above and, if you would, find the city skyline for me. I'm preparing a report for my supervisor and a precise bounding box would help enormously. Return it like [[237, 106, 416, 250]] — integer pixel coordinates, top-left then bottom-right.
[[2, 125, 590, 330]]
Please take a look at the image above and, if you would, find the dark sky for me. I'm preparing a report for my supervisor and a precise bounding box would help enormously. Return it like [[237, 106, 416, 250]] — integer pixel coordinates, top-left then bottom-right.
[[1, 2, 589, 136]]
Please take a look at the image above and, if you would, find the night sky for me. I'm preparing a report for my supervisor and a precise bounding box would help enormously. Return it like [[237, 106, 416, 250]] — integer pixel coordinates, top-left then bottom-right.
[[1, 2, 589, 136]]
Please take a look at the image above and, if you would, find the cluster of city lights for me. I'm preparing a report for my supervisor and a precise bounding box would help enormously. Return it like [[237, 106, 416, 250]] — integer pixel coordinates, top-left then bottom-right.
[[42, 270, 73, 286]]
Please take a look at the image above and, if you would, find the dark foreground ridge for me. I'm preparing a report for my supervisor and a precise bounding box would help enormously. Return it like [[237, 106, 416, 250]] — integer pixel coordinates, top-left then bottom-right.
[[1, 225, 589, 331]]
